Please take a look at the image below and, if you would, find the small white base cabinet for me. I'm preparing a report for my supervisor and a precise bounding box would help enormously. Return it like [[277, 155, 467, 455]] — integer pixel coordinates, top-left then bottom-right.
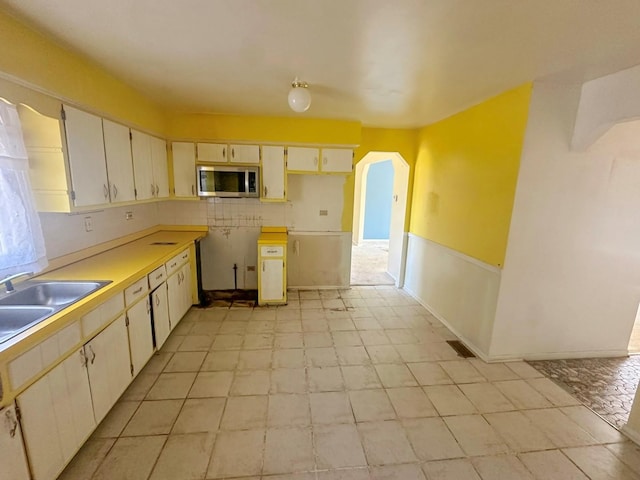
[[152, 283, 171, 349], [167, 262, 192, 331], [0, 404, 31, 480], [258, 227, 288, 305], [126, 297, 154, 376]]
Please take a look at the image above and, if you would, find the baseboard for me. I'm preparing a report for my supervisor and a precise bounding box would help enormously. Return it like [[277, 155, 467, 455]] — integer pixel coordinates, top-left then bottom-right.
[[514, 349, 630, 362]]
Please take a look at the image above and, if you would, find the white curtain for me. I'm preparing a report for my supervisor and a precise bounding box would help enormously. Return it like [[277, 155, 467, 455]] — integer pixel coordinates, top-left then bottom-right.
[[0, 99, 47, 278]]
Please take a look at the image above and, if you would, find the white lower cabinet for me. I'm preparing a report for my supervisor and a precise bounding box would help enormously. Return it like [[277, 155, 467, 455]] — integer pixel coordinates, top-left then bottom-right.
[[0, 404, 31, 480], [152, 283, 171, 349], [18, 349, 95, 480], [167, 263, 192, 331], [86, 315, 132, 424], [127, 297, 154, 376], [261, 258, 285, 302]]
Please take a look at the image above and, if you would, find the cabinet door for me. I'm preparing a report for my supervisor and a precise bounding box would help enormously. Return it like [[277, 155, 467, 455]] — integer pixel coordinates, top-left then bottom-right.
[[172, 142, 196, 197], [181, 263, 193, 319], [321, 148, 353, 173], [197, 143, 227, 163], [229, 144, 260, 164], [131, 130, 155, 200], [152, 284, 171, 349], [0, 405, 31, 480], [151, 136, 170, 198], [261, 258, 284, 301], [63, 105, 110, 207], [262, 146, 286, 200], [127, 297, 154, 375], [167, 270, 183, 331], [86, 315, 132, 423], [103, 119, 136, 202], [287, 146, 319, 172]]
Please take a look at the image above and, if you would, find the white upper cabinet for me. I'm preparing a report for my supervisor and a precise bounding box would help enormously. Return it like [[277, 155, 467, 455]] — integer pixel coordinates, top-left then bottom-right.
[[151, 136, 170, 198], [172, 142, 197, 197], [261, 145, 286, 201], [132, 130, 168, 200], [321, 148, 353, 173], [229, 144, 260, 164], [63, 105, 110, 207], [197, 143, 227, 163], [102, 119, 136, 203], [287, 146, 319, 172]]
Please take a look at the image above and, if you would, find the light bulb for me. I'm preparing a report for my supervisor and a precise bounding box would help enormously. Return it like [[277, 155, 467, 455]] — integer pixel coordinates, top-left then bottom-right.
[[288, 85, 311, 113]]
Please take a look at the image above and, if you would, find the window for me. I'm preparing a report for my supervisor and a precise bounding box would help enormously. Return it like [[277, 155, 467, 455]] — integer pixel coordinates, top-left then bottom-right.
[[0, 99, 47, 278]]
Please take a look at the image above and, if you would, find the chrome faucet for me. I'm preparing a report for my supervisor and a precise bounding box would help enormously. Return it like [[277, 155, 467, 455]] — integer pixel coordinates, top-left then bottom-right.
[[0, 272, 33, 293]]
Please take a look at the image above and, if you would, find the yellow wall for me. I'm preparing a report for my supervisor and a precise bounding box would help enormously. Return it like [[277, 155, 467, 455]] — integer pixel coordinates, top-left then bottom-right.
[[0, 10, 165, 133], [410, 84, 532, 266]]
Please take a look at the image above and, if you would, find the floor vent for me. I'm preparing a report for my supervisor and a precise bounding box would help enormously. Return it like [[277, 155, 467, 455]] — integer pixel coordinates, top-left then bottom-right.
[[447, 340, 476, 358]]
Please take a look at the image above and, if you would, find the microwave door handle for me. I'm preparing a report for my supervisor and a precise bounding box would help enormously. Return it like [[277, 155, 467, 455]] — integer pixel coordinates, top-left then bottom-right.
[[245, 170, 249, 194]]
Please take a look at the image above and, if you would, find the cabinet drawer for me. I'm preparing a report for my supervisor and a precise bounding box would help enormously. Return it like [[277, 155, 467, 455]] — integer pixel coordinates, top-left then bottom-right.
[[8, 321, 81, 390], [260, 245, 284, 257], [81, 292, 125, 338], [148, 265, 167, 290], [166, 249, 190, 275], [125, 277, 148, 306]]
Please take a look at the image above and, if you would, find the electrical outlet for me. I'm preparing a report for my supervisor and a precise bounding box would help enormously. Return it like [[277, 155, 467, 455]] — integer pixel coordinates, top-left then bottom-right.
[[319, 210, 328, 216], [84, 216, 93, 232], [247, 266, 255, 272], [125, 211, 134, 220]]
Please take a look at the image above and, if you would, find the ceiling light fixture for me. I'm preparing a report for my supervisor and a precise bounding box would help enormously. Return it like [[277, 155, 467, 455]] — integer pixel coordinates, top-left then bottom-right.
[[288, 77, 311, 113]]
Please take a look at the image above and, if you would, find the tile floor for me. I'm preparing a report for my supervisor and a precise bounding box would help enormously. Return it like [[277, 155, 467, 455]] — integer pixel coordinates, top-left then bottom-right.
[[59, 286, 640, 480], [350, 241, 394, 286]]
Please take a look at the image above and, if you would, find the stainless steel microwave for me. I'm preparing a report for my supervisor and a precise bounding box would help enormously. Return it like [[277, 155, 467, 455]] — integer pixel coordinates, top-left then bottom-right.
[[196, 165, 259, 198]]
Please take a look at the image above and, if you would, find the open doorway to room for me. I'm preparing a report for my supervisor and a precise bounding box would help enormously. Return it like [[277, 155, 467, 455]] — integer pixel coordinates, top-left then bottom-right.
[[351, 152, 409, 286]]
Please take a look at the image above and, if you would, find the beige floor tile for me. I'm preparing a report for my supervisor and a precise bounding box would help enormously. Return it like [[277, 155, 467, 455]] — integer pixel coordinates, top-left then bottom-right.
[[121, 373, 158, 401], [443, 415, 508, 456], [422, 459, 481, 480], [306, 347, 339, 367], [606, 442, 640, 475], [92, 435, 166, 480], [519, 450, 589, 479], [333, 331, 363, 346], [438, 360, 486, 384], [122, 400, 182, 436], [246, 321, 275, 334], [336, 346, 371, 365], [458, 382, 515, 413], [275, 332, 305, 348], [407, 362, 452, 386], [358, 420, 418, 465], [471, 455, 534, 480], [526, 377, 581, 407], [146, 372, 197, 400], [93, 401, 139, 438], [314, 423, 367, 469], [359, 330, 390, 346], [301, 299, 323, 309], [506, 361, 545, 379], [353, 318, 382, 331], [493, 380, 552, 409], [179, 334, 214, 351], [271, 368, 307, 393], [163, 351, 206, 372], [323, 299, 346, 309], [276, 320, 303, 333], [278, 308, 303, 319], [349, 389, 396, 422], [251, 309, 277, 321], [468, 359, 520, 381], [189, 320, 221, 336], [172, 397, 225, 433], [561, 406, 625, 444], [423, 385, 477, 416], [386, 387, 437, 418], [302, 318, 330, 332], [58, 438, 115, 480], [149, 432, 215, 480], [237, 349, 273, 369], [366, 345, 403, 364], [267, 473, 314, 480], [201, 350, 239, 371], [268, 394, 311, 427], [385, 329, 420, 345], [210, 333, 244, 350], [329, 318, 357, 332], [220, 395, 268, 430], [188, 371, 233, 397], [263, 426, 315, 475], [396, 345, 437, 363], [370, 463, 426, 479], [142, 352, 173, 374], [160, 334, 185, 352], [310, 391, 355, 424], [402, 417, 464, 461], [243, 334, 275, 350], [523, 408, 599, 448], [207, 429, 265, 478], [563, 445, 640, 480], [484, 411, 555, 452], [342, 365, 382, 390], [299, 309, 327, 321], [230, 369, 271, 395], [317, 469, 370, 479], [375, 364, 418, 388], [303, 332, 333, 348], [308, 366, 345, 392], [172, 321, 195, 336], [273, 348, 305, 368]]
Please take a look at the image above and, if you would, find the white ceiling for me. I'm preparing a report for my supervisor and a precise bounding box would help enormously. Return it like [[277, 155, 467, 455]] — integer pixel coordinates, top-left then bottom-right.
[[3, 0, 640, 128]]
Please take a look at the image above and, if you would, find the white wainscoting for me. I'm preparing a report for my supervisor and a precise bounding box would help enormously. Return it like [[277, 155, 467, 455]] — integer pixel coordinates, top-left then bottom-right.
[[403, 233, 501, 360], [288, 232, 352, 289]]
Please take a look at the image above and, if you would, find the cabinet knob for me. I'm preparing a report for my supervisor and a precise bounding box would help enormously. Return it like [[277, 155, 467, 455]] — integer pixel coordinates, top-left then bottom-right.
[[89, 345, 96, 364], [5, 408, 18, 438], [103, 183, 109, 199], [223, 147, 226, 159], [113, 184, 118, 199], [264, 186, 268, 197], [232, 148, 235, 159], [151, 184, 155, 196], [192, 184, 195, 195]]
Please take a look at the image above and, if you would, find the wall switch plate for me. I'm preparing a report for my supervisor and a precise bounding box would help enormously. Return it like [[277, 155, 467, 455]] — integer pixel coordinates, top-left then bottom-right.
[[125, 211, 134, 220], [319, 210, 328, 216], [84, 216, 93, 232]]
